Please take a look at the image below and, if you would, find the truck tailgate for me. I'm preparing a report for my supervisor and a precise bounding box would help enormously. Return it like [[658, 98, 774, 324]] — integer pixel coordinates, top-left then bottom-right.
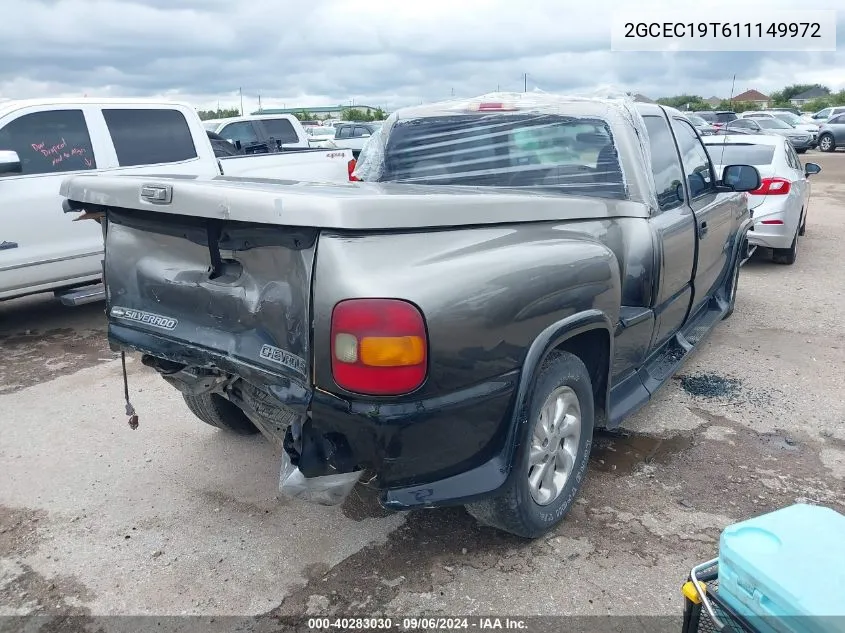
[[104, 208, 315, 388]]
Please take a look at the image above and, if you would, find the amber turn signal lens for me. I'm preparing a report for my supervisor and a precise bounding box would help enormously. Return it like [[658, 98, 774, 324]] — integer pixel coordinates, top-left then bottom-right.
[[359, 336, 425, 367]]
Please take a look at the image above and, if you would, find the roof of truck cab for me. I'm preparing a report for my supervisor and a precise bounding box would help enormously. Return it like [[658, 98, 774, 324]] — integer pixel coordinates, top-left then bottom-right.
[[0, 98, 195, 118], [207, 114, 300, 126]]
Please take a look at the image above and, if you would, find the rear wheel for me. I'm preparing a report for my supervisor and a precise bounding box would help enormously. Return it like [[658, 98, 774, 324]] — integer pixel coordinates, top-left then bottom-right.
[[465, 351, 594, 539], [818, 133, 835, 153], [182, 393, 259, 435], [772, 230, 799, 265], [796, 148, 807, 154]]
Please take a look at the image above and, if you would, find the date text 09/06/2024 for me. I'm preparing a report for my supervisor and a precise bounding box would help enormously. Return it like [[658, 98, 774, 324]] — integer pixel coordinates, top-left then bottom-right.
[[306, 617, 528, 630]]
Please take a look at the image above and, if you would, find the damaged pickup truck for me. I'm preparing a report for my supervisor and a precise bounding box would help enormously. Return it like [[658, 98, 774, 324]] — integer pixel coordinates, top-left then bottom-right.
[[60, 93, 761, 538]]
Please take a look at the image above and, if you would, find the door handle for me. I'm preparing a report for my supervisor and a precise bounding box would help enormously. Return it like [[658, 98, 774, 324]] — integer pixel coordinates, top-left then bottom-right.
[[0, 241, 19, 250], [699, 221, 708, 237]]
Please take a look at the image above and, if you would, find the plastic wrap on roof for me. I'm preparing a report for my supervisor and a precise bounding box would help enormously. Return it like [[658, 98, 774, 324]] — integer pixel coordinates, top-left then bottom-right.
[[353, 89, 657, 209]]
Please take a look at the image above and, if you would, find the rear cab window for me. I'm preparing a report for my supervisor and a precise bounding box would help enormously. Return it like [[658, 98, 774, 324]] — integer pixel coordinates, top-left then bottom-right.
[[219, 121, 260, 146], [715, 112, 738, 123], [642, 114, 685, 212], [0, 109, 97, 176], [376, 113, 626, 199], [257, 118, 298, 144], [103, 108, 197, 166]]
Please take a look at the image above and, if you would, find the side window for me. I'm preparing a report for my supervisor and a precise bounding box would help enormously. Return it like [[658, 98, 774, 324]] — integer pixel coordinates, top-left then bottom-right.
[[829, 115, 845, 125], [817, 108, 831, 119], [788, 144, 802, 170], [670, 118, 715, 201], [642, 115, 685, 212], [352, 126, 370, 138], [0, 109, 96, 176], [337, 126, 352, 139], [103, 109, 198, 167], [219, 122, 260, 146], [259, 118, 298, 144], [784, 145, 797, 170], [729, 119, 754, 129]]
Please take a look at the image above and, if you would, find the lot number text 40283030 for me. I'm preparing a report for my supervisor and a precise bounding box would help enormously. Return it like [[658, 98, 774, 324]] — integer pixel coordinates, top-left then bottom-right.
[[306, 617, 528, 630]]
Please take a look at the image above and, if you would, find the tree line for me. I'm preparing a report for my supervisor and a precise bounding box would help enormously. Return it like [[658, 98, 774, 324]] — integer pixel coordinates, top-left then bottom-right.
[[290, 107, 387, 122], [656, 84, 845, 113]]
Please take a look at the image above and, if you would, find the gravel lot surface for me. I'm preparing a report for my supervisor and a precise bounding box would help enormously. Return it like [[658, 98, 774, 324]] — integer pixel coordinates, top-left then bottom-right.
[[1, 151, 843, 630]]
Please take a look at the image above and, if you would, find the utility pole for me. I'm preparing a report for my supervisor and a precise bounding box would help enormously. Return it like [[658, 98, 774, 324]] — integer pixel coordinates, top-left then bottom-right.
[[451, 87, 455, 97], [728, 74, 737, 109], [239, 87, 244, 115], [258, 94, 262, 112], [523, 73, 527, 93]]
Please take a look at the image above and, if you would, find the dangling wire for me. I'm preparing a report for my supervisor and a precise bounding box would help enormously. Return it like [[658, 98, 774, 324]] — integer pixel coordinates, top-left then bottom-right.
[[121, 351, 139, 430]]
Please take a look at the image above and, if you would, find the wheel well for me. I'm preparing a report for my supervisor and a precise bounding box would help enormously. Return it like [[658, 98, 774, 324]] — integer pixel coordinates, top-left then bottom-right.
[[553, 328, 610, 420]]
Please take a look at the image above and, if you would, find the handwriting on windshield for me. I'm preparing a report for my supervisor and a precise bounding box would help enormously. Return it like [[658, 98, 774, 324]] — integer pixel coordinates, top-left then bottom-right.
[[31, 138, 93, 168]]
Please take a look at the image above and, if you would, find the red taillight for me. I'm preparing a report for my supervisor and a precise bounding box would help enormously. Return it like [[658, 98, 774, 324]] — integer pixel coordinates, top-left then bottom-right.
[[760, 219, 784, 225], [348, 159, 359, 181], [330, 299, 428, 395], [750, 178, 791, 196]]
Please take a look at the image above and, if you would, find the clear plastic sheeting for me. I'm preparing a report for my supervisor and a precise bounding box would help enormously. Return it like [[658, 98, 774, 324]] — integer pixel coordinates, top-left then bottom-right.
[[353, 89, 657, 209], [278, 450, 363, 506]]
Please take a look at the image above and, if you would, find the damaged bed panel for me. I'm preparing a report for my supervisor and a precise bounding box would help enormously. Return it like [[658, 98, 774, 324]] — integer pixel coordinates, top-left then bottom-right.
[[104, 208, 316, 401]]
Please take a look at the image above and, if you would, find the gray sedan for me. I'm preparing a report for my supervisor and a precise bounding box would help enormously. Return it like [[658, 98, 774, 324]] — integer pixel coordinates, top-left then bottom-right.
[[725, 117, 814, 152], [817, 113, 845, 152]]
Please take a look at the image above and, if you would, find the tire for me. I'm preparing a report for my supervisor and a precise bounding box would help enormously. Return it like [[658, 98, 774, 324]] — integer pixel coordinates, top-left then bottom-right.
[[182, 393, 260, 435], [723, 251, 741, 319], [818, 133, 835, 153], [465, 351, 594, 539], [772, 229, 799, 265], [795, 148, 807, 154]]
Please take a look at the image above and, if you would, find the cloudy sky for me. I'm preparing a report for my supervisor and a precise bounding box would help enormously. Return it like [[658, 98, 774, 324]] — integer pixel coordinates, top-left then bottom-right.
[[1, 0, 843, 113]]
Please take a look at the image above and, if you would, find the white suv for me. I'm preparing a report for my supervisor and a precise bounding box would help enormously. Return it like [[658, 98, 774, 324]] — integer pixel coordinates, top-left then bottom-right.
[[809, 106, 845, 123]]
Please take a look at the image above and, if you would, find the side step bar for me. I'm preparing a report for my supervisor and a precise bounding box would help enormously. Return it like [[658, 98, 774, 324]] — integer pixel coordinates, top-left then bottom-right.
[[55, 283, 105, 306]]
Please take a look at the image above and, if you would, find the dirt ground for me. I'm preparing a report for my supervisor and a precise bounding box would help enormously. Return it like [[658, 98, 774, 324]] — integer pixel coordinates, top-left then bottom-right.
[[1, 151, 844, 631]]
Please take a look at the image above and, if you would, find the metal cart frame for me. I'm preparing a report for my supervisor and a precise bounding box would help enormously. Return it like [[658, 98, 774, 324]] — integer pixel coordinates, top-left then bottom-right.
[[681, 559, 759, 633]]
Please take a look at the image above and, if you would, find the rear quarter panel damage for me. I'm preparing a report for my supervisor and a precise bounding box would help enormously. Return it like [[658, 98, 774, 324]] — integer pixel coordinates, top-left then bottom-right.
[[312, 221, 622, 400]]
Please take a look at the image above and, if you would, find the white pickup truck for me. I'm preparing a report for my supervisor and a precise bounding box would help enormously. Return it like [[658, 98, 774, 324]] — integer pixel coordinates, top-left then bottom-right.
[[201, 113, 312, 152], [0, 99, 355, 303]]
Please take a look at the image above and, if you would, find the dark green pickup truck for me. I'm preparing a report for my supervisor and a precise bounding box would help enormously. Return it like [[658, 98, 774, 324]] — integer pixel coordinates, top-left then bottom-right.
[[60, 94, 761, 538]]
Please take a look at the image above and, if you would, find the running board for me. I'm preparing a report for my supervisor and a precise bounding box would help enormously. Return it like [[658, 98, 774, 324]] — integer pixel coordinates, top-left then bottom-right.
[[55, 283, 105, 306], [640, 298, 723, 390], [607, 297, 725, 426]]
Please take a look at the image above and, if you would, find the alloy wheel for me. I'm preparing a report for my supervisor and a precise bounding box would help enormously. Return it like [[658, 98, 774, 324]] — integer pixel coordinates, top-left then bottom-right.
[[527, 386, 582, 506]]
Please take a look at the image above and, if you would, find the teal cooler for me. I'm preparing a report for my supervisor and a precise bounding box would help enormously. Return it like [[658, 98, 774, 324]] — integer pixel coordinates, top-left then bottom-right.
[[717, 503, 845, 633]]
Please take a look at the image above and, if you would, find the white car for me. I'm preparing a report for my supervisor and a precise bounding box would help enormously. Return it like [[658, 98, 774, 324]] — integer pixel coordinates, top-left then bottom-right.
[[809, 106, 845, 123], [702, 134, 821, 265], [739, 111, 819, 144], [303, 125, 337, 148]]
